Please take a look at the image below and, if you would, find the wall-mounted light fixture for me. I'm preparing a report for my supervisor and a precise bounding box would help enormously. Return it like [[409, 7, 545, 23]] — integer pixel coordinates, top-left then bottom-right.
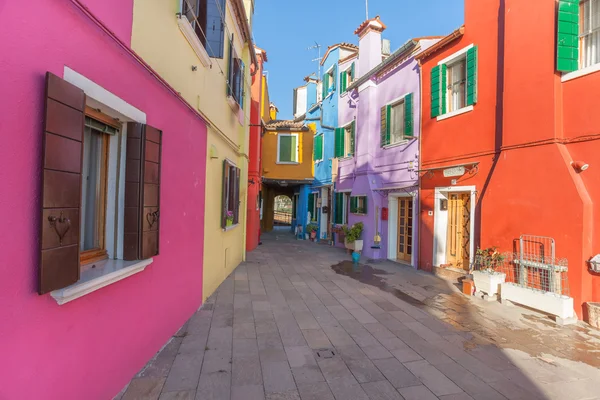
[[571, 161, 589, 172]]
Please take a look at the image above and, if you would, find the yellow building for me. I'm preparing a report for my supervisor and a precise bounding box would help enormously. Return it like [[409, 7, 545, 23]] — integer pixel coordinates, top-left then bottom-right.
[[261, 117, 314, 233], [131, 0, 257, 301]]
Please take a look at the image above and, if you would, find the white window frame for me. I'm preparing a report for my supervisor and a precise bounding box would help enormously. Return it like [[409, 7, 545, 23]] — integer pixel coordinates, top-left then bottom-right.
[[563, 0, 600, 81], [315, 133, 324, 163], [276, 133, 299, 164], [436, 44, 475, 121], [386, 94, 408, 147], [339, 121, 354, 160], [325, 65, 335, 98], [52, 67, 152, 305]]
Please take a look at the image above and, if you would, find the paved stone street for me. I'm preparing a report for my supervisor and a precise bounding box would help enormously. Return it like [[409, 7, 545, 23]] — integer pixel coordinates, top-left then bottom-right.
[[118, 231, 600, 400]]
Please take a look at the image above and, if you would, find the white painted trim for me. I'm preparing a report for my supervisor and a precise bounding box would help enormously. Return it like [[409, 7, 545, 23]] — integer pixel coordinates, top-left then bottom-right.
[[51, 259, 153, 305], [387, 193, 416, 267], [437, 44, 474, 66], [436, 105, 474, 121], [336, 189, 352, 193], [386, 92, 409, 107], [177, 16, 211, 68], [432, 186, 476, 268], [63, 67, 146, 123], [383, 140, 409, 150], [359, 80, 376, 92], [223, 223, 240, 232], [561, 62, 600, 82], [276, 133, 299, 163]]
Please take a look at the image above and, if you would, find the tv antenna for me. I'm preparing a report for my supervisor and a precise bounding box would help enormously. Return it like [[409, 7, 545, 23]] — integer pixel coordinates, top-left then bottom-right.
[[307, 42, 322, 78], [365, 0, 369, 19]]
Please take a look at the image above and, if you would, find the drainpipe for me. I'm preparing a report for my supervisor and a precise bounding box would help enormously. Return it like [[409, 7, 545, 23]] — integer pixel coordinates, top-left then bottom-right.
[[417, 58, 423, 271]]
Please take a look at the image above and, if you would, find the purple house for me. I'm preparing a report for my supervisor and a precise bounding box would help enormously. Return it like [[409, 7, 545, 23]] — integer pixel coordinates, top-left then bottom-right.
[[333, 17, 440, 265]]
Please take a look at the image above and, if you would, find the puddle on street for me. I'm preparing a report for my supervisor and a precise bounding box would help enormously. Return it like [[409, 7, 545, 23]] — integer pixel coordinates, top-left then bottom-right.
[[331, 261, 425, 307], [331, 260, 600, 368]]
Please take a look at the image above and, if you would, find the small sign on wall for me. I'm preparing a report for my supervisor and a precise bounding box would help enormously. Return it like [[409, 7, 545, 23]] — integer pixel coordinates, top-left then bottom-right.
[[381, 207, 388, 221], [443, 166, 465, 177]]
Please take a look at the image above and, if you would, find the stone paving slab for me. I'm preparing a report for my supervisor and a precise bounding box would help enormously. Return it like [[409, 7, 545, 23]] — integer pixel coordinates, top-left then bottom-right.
[[119, 231, 600, 400]]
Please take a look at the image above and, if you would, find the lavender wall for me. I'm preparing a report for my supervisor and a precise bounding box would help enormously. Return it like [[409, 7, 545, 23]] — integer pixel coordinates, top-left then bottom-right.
[[336, 39, 438, 262]]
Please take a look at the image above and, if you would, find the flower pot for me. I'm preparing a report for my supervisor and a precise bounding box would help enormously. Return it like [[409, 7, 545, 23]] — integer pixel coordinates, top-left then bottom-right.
[[310, 231, 317, 240], [354, 240, 363, 252], [226, 219, 233, 227], [472, 271, 506, 296]]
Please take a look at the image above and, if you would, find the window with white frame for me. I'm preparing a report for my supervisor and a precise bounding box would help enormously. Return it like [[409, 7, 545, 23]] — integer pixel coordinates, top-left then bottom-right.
[[431, 45, 478, 118], [389, 100, 406, 144], [580, 0, 600, 68], [340, 63, 356, 93], [322, 65, 336, 96], [334, 122, 355, 158], [447, 58, 467, 113], [277, 133, 299, 163], [181, 0, 227, 58], [334, 192, 349, 224]]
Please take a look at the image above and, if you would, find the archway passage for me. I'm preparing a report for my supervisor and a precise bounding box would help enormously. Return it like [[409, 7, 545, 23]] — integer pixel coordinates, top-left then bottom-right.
[[273, 195, 292, 228]]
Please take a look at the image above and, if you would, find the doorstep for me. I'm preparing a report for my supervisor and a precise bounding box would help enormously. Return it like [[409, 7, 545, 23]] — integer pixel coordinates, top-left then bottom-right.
[[433, 265, 468, 282]]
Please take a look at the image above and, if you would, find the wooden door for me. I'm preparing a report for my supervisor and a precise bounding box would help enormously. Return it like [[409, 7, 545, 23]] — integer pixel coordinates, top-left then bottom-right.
[[446, 193, 471, 270], [396, 198, 413, 262]]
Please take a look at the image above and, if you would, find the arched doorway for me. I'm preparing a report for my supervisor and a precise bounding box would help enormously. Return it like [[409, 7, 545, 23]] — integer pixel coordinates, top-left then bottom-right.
[[273, 195, 292, 230]]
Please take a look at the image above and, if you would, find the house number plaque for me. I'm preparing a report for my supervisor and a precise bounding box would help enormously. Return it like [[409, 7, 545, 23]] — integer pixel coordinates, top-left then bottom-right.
[[443, 166, 465, 178]]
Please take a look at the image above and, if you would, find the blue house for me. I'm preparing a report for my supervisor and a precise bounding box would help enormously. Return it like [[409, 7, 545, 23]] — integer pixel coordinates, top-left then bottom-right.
[[293, 43, 358, 241]]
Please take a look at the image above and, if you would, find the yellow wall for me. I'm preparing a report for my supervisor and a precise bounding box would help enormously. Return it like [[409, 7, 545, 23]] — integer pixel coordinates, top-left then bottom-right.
[[131, 0, 251, 301], [262, 127, 314, 181]]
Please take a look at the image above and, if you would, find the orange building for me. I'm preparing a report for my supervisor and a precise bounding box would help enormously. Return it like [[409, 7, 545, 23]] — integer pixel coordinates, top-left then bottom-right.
[[247, 47, 268, 251], [418, 0, 600, 321]]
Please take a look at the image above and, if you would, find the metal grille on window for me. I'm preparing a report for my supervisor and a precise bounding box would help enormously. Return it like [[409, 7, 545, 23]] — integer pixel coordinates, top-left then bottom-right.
[[581, 0, 600, 68]]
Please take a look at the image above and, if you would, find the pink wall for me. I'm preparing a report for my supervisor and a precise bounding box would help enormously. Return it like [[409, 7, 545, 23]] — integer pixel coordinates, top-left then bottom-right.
[[0, 1, 207, 399]]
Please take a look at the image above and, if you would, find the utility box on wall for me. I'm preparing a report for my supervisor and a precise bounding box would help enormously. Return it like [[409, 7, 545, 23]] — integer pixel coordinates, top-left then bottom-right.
[[381, 207, 388, 221]]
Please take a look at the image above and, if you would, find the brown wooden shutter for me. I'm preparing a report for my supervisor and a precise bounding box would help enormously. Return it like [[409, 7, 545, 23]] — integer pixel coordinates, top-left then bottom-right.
[[39, 72, 85, 294], [221, 160, 230, 228], [124, 123, 162, 260]]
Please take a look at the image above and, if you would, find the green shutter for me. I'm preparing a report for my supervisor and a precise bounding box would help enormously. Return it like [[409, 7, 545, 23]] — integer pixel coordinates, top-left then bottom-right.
[[431, 65, 441, 118], [290, 135, 298, 162], [441, 64, 447, 115], [350, 196, 357, 214], [466, 47, 478, 106], [335, 193, 344, 224], [404, 93, 414, 136], [314, 135, 323, 161], [340, 71, 346, 93], [380, 106, 390, 147], [313, 135, 318, 161], [334, 127, 344, 158], [350, 63, 355, 80], [557, 0, 579, 72], [332, 65, 337, 91], [362, 196, 368, 214], [323, 74, 329, 95], [349, 121, 355, 156]]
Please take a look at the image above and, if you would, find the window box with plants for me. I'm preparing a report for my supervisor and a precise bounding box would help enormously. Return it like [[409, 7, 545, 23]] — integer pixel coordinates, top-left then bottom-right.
[[471, 247, 506, 298], [343, 222, 364, 252]]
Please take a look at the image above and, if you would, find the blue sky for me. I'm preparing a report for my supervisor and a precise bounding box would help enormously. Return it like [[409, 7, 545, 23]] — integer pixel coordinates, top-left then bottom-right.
[[253, 0, 464, 120]]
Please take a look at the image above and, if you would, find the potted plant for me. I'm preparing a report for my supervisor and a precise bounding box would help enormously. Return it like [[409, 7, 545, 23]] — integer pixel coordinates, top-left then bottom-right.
[[306, 224, 318, 241], [343, 222, 364, 252], [226, 211, 234, 227], [471, 246, 506, 297]]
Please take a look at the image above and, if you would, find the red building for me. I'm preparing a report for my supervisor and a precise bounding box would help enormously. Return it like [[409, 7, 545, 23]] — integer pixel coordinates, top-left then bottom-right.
[[418, 0, 600, 321], [247, 47, 268, 251]]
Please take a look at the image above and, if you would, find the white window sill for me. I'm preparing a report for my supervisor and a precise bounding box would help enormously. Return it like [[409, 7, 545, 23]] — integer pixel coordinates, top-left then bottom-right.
[[176, 16, 211, 68], [338, 156, 354, 161], [561, 63, 600, 82], [51, 258, 153, 305], [383, 140, 410, 149], [223, 223, 240, 232], [276, 161, 299, 165], [436, 105, 474, 121], [315, 159, 324, 164]]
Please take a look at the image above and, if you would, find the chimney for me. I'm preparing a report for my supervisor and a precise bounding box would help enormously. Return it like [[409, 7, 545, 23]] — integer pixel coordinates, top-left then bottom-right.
[[354, 16, 387, 79], [269, 103, 278, 120]]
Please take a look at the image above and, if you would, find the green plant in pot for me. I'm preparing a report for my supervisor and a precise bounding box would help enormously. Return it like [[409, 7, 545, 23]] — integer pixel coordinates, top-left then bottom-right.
[[306, 224, 318, 241], [471, 246, 506, 298], [343, 222, 364, 252]]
